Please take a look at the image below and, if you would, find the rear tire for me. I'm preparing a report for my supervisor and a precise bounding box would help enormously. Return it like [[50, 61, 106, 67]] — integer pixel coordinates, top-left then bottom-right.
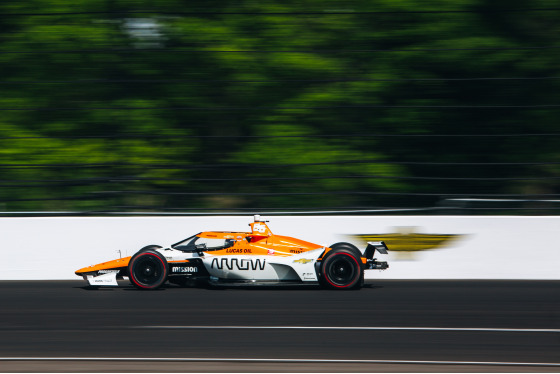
[[329, 242, 362, 258], [320, 248, 363, 290], [128, 250, 168, 290]]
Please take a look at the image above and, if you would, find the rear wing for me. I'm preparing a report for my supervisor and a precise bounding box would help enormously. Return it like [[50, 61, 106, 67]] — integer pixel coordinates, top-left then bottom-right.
[[364, 241, 389, 259]]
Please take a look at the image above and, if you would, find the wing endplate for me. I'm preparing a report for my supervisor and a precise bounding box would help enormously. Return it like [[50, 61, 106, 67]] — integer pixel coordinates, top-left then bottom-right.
[[365, 241, 389, 258]]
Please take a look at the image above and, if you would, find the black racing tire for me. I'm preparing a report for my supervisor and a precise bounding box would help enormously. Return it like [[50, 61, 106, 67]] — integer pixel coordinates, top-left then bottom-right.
[[320, 248, 363, 290], [329, 242, 362, 258], [137, 245, 163, 253], [128, 250, 168, 290]]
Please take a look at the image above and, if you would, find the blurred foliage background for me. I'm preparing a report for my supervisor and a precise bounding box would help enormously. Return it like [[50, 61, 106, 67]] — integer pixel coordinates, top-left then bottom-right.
[[1, 0, 560, 214]]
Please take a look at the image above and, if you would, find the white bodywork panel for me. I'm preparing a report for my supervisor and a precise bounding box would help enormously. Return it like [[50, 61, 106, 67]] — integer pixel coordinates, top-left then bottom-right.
[[201, 247, 324, 281], [158, 248, 198, 262]]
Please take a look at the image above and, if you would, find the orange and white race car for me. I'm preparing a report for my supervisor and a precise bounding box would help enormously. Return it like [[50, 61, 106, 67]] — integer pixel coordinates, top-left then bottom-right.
[[75, 216, 389, 290]]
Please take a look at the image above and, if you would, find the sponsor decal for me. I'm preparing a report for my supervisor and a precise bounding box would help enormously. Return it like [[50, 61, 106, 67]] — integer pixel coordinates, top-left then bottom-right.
[[173, 266, 198, 273], [226, 248, 252, 254], [267, 249, 275, 255], [98, 270, 120, 274], [293, 258, 313, 264], [350, 227, 466, 260], [290, 249, 303, 254], [302, 272, 316, 280], [211, 258, 266, 271]]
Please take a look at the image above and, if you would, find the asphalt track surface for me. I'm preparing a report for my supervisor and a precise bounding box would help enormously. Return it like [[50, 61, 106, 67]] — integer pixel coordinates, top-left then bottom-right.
[[0, 280, 558, 372]]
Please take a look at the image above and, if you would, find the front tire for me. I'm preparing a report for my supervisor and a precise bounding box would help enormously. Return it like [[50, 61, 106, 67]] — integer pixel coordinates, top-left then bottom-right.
[[128, 250, 168, 290], [137, 245, 163, 253], [320, 249, 363, 290]]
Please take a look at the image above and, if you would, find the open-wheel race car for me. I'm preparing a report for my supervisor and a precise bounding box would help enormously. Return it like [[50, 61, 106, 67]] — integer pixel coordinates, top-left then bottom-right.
[[75, 216, 389, 290]]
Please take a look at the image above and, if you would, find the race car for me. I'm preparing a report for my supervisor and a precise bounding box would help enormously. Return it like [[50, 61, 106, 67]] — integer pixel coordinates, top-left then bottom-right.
[[75, 215, 389, 290]]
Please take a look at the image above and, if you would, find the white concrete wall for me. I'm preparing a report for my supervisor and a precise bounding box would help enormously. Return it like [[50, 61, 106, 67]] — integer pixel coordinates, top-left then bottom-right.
[[1, 216, 558, 280]]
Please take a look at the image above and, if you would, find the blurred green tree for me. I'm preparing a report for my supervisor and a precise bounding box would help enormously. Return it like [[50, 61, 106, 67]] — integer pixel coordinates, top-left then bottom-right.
[[0, 0, 559, 212]]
